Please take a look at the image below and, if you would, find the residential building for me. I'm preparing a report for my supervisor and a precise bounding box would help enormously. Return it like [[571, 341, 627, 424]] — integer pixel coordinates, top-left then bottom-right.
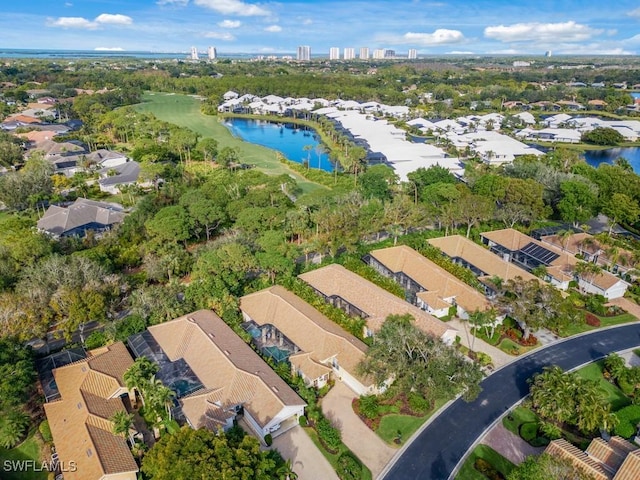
[[372, 49, 385, 59], [98, 161, 141, 194], [343, 47, 355, 60], [207, 46, 217, 60], [44, 342, 138, 480], [329, 47, 340, 60], [299, 264, 457, 343], [240, 286, 378, 395], [128, 310, 306, 440], [37, 198, 126, 238], [366, 245, 491, 318], [297, 45, 311, 61], [545, 436, 640, 480], [427, 235, 542, 296], [408, 49, 417, 59], [359, 47, 370, 59], [384, 49, 396, 58], [190, 46, 199, 60], [481, 228, 629, 298]]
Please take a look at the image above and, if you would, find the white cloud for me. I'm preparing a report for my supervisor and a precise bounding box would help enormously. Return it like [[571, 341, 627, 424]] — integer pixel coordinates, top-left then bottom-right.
[[403, 29, 464, 45], [94, 47, 125, 51], [157, 0, 189, 5], [194, 0, 269, 16], [64, 2, 73, 6], [204, 31, 236, 41], [302, 18, 313, 25], [218, 19, 241, 28], [628, 8, 640, 18], [94, 14, 133, 26], [264, 25, 282, 32], [47, 17, 97, 29], [47, 13, 133, 29], [484, 21, 600, 43]]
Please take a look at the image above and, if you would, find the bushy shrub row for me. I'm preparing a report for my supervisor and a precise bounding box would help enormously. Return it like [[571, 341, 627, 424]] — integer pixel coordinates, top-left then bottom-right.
[[614, 405, 640, 438], [316, 418, 342, 452], [336, 452, 363, 480]]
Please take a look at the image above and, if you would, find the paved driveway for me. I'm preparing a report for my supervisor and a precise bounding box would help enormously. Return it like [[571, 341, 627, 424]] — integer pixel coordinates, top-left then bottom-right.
[[322, 381, 396, 478], [381, 323, 640, 480], [271, 425, 338, 480], [481, 423, 543, 464]]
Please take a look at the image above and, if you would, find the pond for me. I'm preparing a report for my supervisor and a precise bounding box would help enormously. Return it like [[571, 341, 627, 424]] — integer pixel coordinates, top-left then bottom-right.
[[583, 147, 640, 173], [223, 118, 335, 172]]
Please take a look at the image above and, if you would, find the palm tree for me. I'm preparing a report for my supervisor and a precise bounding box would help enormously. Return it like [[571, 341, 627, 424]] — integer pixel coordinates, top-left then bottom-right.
[[557, 229, 573, 252], [111, 410, 135, 445], [147, 376, 176, 421], [123, 357, 159, 408], [276, 459, 298, 480], [574, 261, 602, 294], [0, 409, 29, 448]]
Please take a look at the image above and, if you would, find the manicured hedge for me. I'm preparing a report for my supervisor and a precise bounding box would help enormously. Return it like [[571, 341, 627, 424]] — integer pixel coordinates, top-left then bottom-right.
[[614, 405, 640, 438]]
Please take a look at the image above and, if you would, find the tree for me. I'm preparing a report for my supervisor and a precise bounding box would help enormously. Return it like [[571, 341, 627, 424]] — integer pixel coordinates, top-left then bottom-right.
[[217, 146, 240, 168], [357, 314, 483, 403], [407, 166, 457, 199], [556, 180, 599, 227], [145, 205, 193, 247], [602, 193, 640, 235], [0, 409, 30, 448], [508, 453, 594, 480], [574, 261, 602, 294], [581, 127, 624, 146], [359, 165, 397, 201], [124, 357, 159, 407], [146, 376, 176, 421], [196, 137, 219, 162], [111, 410, 135, 445], [529, 366, 617, 434], [141, 426, 284, 480], [457, 192, 494, 238]]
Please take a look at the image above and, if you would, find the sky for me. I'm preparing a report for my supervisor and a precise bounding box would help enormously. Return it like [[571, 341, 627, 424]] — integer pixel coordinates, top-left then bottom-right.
[[2, 0, 640, 55]]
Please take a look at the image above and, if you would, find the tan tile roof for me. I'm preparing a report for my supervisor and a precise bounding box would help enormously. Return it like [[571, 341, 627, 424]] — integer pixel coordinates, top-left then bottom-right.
[[43, 343, 137, 480], [587, 437, 629, 471], [541, 233, 634, 272], [298, 264, 453, 339], [427, 235, 540, 283], [289, 352, 332, 381], [240, 286, 370, 386], [545, 439, 611, 480], [370, 246, 491, 313], [147, 310, 305, 431], [614, 450, 640, 480]]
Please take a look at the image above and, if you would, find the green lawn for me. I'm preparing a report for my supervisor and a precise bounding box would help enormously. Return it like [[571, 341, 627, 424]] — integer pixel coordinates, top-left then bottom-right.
[[502, 406, 540, 437], [134, 92, 326, 195], [377, 398, 448, 445], [0, 432, 48, 480], [576, 361, 631, 411], [560, 313, 638, 337], [456, 445, 515, 480]]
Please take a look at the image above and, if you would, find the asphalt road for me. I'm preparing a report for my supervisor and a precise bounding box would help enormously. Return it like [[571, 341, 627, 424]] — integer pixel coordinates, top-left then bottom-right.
[[382, 323, 640, 480]]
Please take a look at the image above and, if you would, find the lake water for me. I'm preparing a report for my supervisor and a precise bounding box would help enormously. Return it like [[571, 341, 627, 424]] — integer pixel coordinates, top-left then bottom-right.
[[583, 147, 640, 173], [224, 118, 335, 171]]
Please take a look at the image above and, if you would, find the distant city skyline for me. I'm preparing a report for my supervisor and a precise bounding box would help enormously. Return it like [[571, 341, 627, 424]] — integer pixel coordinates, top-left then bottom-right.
[[2, 1, 640, 55]]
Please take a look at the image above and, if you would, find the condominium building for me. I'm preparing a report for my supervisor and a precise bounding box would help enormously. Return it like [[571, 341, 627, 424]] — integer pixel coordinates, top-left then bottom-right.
[[190, 46, 199, 60], [372, 48, 385, 59], [359, 47, 370, 59], [408, 49, 418, 59], [207, 46, 217, 60], [384, 49, 396, 58], [343, 47, 355, 60], [329, 47, 340, 60], [297, 45, 311, 61]]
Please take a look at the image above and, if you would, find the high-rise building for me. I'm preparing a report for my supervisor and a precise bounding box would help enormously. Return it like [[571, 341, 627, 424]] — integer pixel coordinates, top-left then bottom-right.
[[408, 49, 417, 60], [297, 45, 311, 61], [384, 49, 396, 59], [207, 46, 217, 60], [545, 50, 552, 57], [190, 46, 199, 60], [372, 49, 385, 59], [343, 48, 355, 60], [359, 47, 370, 60], [329, 47, 340, 60]]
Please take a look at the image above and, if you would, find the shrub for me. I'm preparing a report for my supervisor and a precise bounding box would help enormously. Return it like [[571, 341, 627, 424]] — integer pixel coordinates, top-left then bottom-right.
[[614, 405, 640, 438], [585, 295, 607, 315], [519, 422, 539, 443], [299, 415, 307, 426], [475, 351, 493, 367], [336, 452, 363, 480], [474, 458, 505, 480], [316, 418, 342, 452], [264, 433, 273, 446], [39, 420, 52, 443], [585, 312, 601, 327], [408, 393, 432, 415], [358, 395, 380, 420], [84, 331, 109, 350]]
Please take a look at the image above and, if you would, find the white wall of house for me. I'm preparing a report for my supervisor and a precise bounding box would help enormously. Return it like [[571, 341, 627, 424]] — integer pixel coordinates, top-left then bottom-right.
[[580, 279, 628, 299], [334, 365, 377, 396]]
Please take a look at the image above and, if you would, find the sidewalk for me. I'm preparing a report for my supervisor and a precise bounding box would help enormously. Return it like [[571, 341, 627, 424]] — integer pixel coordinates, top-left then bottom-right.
[[447, 318, 514, 368]]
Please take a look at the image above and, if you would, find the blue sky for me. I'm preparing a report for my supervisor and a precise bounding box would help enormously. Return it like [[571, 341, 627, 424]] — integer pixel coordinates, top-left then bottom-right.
[[3, 0, 640, 55]]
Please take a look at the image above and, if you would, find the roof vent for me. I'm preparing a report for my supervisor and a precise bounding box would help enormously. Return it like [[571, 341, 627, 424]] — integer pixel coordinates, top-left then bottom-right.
[[224, 350, 230, 356], [77, 402, 83, 410], [272, 386, 279, 393]]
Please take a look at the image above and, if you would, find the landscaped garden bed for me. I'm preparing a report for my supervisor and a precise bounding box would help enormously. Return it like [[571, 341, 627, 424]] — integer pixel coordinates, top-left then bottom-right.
[[455, 444, 514, 480]]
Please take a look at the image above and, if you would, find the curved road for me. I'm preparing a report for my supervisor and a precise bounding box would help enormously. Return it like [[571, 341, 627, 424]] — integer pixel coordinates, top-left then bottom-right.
[[382, 323, 640, 480]]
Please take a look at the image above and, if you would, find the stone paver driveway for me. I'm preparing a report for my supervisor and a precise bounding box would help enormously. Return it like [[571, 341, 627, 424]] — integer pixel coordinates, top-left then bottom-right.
[[271, 425, 338, 480], [321, 381, 396, 478], [481, 423, 543, 464]]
